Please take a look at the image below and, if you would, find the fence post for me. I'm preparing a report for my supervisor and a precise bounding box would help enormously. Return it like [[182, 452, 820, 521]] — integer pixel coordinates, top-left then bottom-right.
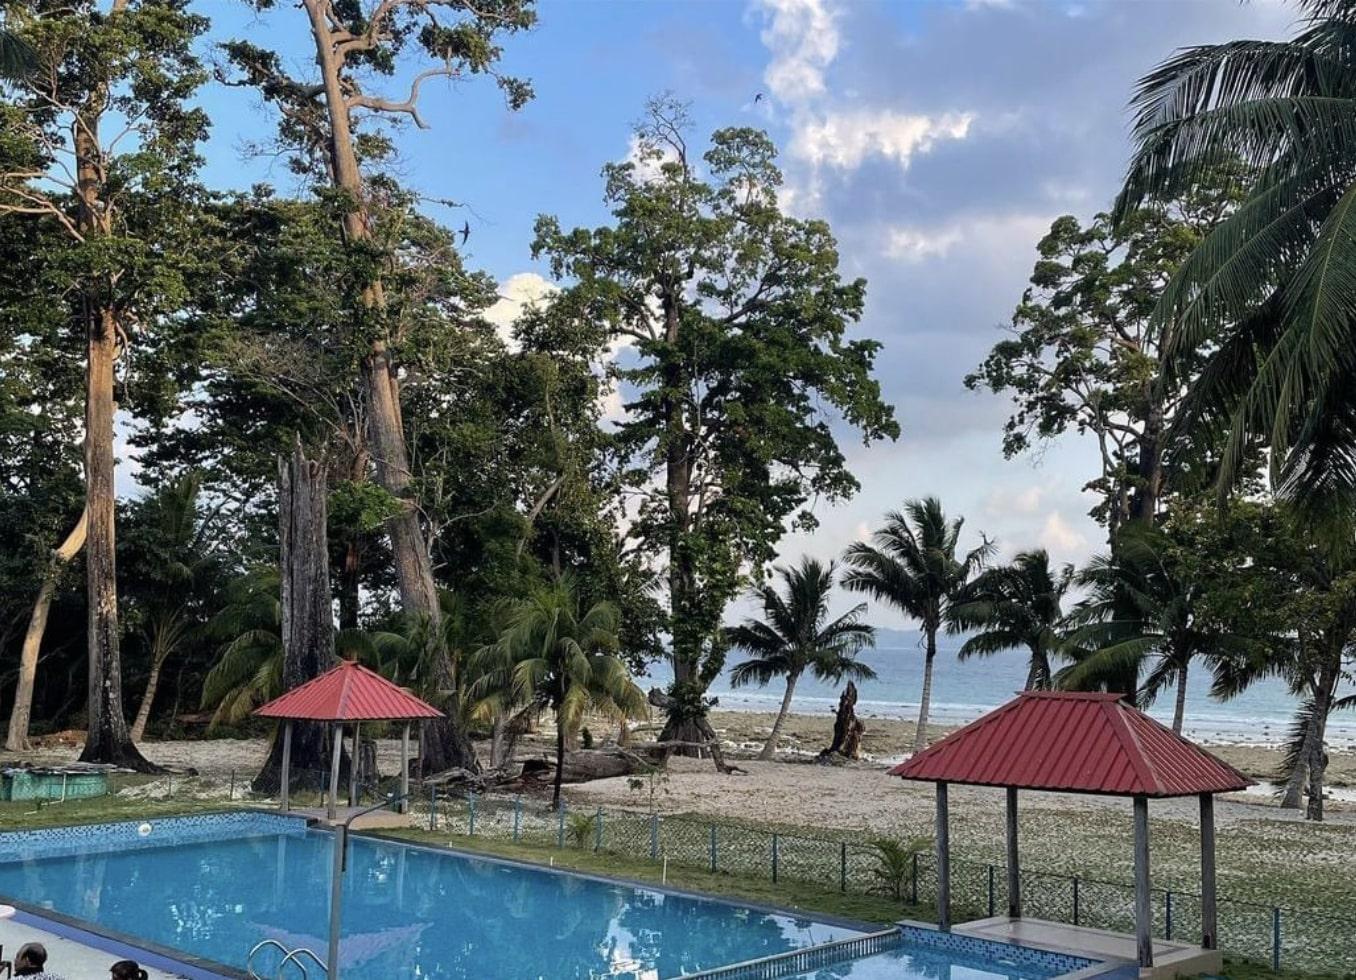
[[468, 793, 477, 836], [650, 814, 659, 860], [229, 769, 235, 801], [558, 803, 566, 849], [595, 808, 604, 852], [840, 842, 847, 894], [987, 865, 995, 917], [1272, 906, 1281, 970], [513, 796, 522, 842], [429, 786, 438, 832], [1072, 876, 1080, 926], [910, 852, 918, 905], [771, 834, 779, 884], [1165, 890, 1173, 941], [709, 825, 717, 873]]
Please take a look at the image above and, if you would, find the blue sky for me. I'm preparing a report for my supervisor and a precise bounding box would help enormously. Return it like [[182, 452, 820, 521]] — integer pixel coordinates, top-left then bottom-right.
[[184, 0, 1299, 624]]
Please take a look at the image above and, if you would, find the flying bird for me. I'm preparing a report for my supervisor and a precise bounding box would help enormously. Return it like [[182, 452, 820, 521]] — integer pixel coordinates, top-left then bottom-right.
[[460, 221, 471, 245], [753, 92, 764, 104]]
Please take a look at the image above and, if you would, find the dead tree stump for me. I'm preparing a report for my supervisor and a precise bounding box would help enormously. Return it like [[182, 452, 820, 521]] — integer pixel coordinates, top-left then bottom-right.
[[818, 681, 865, 762]]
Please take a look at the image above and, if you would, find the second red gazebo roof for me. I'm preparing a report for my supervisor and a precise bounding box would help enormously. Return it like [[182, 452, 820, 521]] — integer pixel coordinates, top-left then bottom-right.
[[254, 659, 442, 722], [890, 690, 1251, 798]]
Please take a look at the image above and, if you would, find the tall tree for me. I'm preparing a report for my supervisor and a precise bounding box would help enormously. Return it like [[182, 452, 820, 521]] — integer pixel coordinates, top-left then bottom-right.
[[966, 173, 1242, 535], [843, 497, 991, 753], [727, 557, 875, 761], [0, 0, 208, 768], [1114, 0, 1356, 510], [533, 98, 898, 749], [951, 549, 1072, 691], [220, 0, 534, 771]]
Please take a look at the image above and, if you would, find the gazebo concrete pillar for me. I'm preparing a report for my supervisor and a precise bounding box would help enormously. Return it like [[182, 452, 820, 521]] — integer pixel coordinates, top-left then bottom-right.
[[1133, 794, 1153, 968], [400, 722, 411, 814], [1006, 786, 1021, 918], [935, 781, 951, 931], [1200, 793, 1218, 950], [327, 722, 343, 821], [349, 720, 361, 806], [279, 719, 293, 813]]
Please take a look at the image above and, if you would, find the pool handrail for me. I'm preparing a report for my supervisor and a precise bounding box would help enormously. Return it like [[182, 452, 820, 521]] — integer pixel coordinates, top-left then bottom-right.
[[245, 938, 328, 980]]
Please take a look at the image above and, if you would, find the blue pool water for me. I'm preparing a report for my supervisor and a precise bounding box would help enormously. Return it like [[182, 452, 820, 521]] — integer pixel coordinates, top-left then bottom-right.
[[0, 813, 863, 978]]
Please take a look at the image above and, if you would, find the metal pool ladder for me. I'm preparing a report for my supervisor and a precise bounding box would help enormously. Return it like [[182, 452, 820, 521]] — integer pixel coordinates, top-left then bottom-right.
[[246, 939, 328, 979]]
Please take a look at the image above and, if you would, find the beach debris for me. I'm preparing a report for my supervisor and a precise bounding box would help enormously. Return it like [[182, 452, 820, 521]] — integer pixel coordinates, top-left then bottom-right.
[[817, 682, 865, 763]]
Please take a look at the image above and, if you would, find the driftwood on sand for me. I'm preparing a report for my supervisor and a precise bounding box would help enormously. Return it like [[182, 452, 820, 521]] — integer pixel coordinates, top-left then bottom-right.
[[817, 681, 864, 762]]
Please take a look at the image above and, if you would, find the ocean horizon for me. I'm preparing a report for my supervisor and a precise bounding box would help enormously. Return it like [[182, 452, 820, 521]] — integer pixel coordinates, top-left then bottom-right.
[[640, 627, 1356, 750]]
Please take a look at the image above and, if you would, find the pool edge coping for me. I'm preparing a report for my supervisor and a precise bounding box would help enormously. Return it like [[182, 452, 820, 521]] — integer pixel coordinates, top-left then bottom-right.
[[0, 897, 247, 979]]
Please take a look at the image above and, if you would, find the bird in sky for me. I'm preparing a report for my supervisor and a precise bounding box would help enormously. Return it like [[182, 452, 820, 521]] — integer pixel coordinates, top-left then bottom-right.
[[753, 92, 764, 104], [460, 221, 471, 244]]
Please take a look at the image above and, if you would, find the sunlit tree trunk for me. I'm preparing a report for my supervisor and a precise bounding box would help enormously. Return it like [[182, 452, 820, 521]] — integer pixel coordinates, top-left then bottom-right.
[[760, 671, 800, 761], [7, 508, 86, 751], [1172, 663, 1188, 735], [915, 628, 937, 754]]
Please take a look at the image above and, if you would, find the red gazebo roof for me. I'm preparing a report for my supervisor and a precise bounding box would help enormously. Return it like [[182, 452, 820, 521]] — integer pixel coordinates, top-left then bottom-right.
[[254, 660, 443, 722], [889, 691, 1251, 798]]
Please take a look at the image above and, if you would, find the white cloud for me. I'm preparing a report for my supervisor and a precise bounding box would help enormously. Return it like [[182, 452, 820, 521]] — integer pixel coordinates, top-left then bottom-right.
[[885, 225, 965, 263], [1039, 510, 1089, 558], [792, 110, 974, 172], [754, 0, 841, 104], [483, 272, 557, 349], [985, 485, 1043, 518]]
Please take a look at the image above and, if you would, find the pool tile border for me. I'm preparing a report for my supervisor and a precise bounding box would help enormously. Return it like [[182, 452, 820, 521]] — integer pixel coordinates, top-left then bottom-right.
[[0, 810, 308, 863]]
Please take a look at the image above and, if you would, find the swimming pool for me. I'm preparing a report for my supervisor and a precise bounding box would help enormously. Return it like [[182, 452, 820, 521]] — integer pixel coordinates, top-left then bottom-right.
[[0, 813, 1103, 979]]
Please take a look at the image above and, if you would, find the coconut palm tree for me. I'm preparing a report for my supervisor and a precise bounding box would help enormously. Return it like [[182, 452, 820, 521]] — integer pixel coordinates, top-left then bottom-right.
[[200, 567, 284, 730], [843, 498, 993, 753], [1115, 0, 1356, 509], [727, 557, 877, 761], [492, 577, 647, 808], [1060, 529, 1248, 733], [951, 549, 1073, 691], [0, 26, 35, 81]]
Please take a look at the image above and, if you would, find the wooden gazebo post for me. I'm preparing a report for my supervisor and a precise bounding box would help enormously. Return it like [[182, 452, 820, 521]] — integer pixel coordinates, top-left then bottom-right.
[[1200, 793, 1218, 950], [328, 721, 343, 821], [935, 781, 951, 931], [1133, 794, 1153, 968], [279, 720, 294, 812], [1005, 786, 1021, 919]]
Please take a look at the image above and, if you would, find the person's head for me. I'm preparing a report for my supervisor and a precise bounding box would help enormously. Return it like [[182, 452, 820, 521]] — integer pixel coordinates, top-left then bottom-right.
[[110, 960, 148, 980], [14, 943, 47, 975]]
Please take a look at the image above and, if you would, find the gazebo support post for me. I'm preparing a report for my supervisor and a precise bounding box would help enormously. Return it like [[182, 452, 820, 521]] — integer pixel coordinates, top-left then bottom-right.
[[1005, 786, 1021, 918], [1133, 794, 1154, 968], [1200, 793, 1217, 950], [349, 721, 361, 806], [400, 722, 411, 814], [279, 720, 293, 812], [328, 722, 343, 821], [935, 781, 951, 931]]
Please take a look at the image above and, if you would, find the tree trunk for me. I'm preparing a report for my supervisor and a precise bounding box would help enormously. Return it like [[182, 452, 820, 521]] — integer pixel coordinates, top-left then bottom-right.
[[1025, 645, 1050, 691], [552, 706, 567, 810], [79, 307, 154, 770], [1306, 681, 1334, 822], [1172, 663, 1188, 735], [1128, 399, 1164, 526], [338, 539, 360, 631], [819, 681, 864, 761], [301, 0, 479, 773], [760, 672, 800, 761], [914, 629, 937, 754], [254, 439, 335, 793], [7, 508, 87, 751], [129, 651, 165, 744]]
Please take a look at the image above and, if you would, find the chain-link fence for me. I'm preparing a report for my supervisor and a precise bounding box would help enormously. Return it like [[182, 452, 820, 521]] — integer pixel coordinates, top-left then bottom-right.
[[413, 790, 1356, 974]]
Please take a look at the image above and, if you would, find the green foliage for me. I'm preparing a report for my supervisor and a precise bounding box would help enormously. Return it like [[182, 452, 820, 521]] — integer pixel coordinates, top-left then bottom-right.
[[967, 170, 1245, 530], [866, 836, 930, 902], [1115, 1, 1356, 511], [566, 811, 597, 849], [532, 97, 897, 713], [951, 549, 1073, 690]]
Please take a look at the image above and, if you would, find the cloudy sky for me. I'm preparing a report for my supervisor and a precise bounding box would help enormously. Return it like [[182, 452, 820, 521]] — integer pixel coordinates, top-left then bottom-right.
[[192, 0, 1300, 624]]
